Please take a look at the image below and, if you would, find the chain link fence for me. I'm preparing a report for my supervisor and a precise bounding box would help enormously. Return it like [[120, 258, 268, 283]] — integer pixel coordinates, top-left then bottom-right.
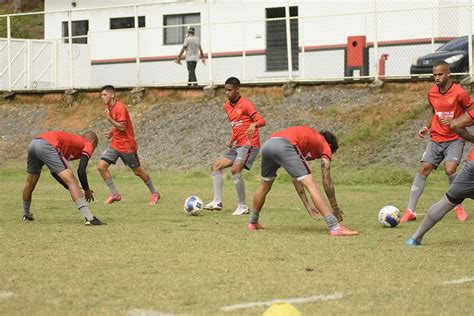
[[0, 0, 473, 91]]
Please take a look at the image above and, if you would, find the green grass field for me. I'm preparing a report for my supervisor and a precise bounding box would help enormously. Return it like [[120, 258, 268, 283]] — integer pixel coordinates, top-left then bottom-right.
[[1, 165, 473, 315]]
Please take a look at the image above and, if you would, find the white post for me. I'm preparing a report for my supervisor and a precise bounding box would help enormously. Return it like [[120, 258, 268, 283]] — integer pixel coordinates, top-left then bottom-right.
[[469, 0, 473, 79], [7, 15, 12, 92], [67, 11, 74, 88], [430, 7, 435, 53], [26, 40, 31, 89], [242, 22, 246, 81], [206, 0, 213, 85], [53, 40, 58, 89], [300, 16, 305, 79], [373, 0, 379, 81], [134, 5, 141, 87], [285, 2, 293, 80]]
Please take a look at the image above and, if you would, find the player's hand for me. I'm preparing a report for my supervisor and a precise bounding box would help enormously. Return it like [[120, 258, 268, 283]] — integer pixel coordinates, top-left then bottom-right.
[[226, 139, 235, 148], [418, 126, 429, 139], [440, 116, 453, 126], [246, 124, 257, 139], [103, 108, 112, 119], [84, 189, 95, 203], [332, 205, 345, 222], [175, 58, 182, 65], [201, 58, 206, 65], [104, 131, 112, 139], [306, 206, 322, 220]]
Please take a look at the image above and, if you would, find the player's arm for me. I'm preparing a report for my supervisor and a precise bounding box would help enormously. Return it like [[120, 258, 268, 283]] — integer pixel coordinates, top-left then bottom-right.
[[447, 111, 474, 143], [77, 154, 94, 202], [246, 105, 266, 139], [418, 108, 434, 139], [51, 172, 69, 190], [176, 46, 186, 64], [199, 45, 206, 64], [291, 178, 322, 220], [104, 108, 126, 131], [320, 157, 344, 222]]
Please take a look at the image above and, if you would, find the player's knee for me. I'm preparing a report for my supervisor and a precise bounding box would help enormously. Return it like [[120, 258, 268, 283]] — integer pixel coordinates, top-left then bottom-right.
[[444, 165, 457, 176]]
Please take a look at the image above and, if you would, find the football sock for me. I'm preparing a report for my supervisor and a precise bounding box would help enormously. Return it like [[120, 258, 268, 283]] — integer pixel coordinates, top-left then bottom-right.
[[249, 210, 260, 224], [232, 173, 246, 205], [23, 200, 31, 215], [324, 214, 340, 231], [448, 173, 457, 186], [145, 179, 158, 194], [75, 197, 93, 221], [407, 173, 427, 212], [411, 195, 455, 242], [105, 178, 119, 195], [212, 170, 223, 203]]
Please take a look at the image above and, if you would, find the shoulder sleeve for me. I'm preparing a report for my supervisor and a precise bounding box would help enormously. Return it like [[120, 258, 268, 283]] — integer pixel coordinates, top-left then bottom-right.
[[183, 37, 189, 47], [114, 103, 128, 123], [245, 100, 266, 128], [82, 141, 94, 158], [321, 142, 332, 161], [458, 89, 473, 109]]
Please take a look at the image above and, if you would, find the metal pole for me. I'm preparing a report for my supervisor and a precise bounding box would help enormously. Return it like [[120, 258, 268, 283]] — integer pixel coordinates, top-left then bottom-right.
[[67, 11, 74, 88], [7, 15, 12, 92], [26, 40, 31, 89], [53, 40, 57, 89], [469, 0, 473, 79], [300, 16, 305, 80], [431, 7, 435, 53], [285, 2, 293, 80], [242, 22, 246, 81], [134, 5, 141, 86], [373, 0, 379, 81], [206, 0, 213, 85]]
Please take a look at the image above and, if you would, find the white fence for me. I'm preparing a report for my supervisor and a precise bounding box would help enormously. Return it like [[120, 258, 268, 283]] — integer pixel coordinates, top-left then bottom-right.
[[0, 0, 473, 91]]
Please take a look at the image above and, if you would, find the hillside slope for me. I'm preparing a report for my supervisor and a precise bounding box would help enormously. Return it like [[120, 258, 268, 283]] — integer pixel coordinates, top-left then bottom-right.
[[1, 82, 472, 178]]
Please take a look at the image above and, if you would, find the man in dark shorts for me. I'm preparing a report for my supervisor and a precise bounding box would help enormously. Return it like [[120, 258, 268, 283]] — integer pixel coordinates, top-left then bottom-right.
[[247, 126, 358, 236], [401, 61, 472, 223], [97, 85, 160, 205], [203, 77, 266, 215], [407, 107, 474, 245], [22, 130, 105, 225]]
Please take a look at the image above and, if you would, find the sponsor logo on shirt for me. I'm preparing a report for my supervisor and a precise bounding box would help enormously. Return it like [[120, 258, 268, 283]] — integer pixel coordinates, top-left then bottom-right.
[[231, 120, 243, 127], [436, 111, 454, 118]]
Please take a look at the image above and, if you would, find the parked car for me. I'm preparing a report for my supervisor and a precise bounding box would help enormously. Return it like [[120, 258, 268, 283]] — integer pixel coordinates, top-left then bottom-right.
[[410, 36, 469, 74]]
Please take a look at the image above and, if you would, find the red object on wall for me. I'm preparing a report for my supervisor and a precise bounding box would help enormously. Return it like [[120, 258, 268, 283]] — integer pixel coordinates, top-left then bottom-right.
[[378, 53, 389, 80], [346, 36, 366, 68]]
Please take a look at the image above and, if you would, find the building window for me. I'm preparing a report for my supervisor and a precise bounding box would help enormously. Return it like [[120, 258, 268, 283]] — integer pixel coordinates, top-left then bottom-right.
[[163, 13, 200, 45], [62, 20, 89, 44], [110, 16, 146, 30]]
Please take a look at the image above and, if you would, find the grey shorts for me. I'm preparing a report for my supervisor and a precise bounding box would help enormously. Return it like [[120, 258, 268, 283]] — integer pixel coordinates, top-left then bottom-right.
[[260, 137, 311, 181], [421, 139, 464, 167], [27, 138, 69, 174], [446, 160, 474, 204], [100, 146, 141, 169], [223, 145, 259, 170]]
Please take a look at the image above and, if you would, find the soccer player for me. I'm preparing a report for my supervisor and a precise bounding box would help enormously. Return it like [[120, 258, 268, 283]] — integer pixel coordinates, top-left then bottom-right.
[[401, 60, 471, 223], [407, 107, 474, 245], [247, 126, 358, 236], [97, 85, 160, 204], [203, 77, 266, 215], [22, 130, 105, 225]]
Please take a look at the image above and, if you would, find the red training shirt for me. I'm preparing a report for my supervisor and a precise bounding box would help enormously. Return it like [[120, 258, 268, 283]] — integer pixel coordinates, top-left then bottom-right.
[[36, 131, 94, 160], [271, 126, 332, 161], [224, 97, 266, 147], [428, 83, 472, 142], [109, 100, 137, 153]]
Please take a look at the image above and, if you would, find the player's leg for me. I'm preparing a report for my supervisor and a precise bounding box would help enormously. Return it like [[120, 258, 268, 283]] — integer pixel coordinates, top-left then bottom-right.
[[123, 152, 160, 204], [187, 61, 197, 86], [230, 146, 260, 215], [248, 179, 274, 230], [204, 155, 234, 211], [22, 173, 40, 221], [402, 142, 441, 222], [444, 139, 467, 221], [407, 161, 474, 245], [98, 147, 121, 204]]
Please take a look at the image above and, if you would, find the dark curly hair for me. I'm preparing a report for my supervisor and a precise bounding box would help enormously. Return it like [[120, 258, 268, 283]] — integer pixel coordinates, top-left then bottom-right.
[[320, 130, 338, 154]]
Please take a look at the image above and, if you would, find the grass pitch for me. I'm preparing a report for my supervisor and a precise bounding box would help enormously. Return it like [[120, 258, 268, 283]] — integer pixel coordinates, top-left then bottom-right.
[[1, 166, 473, 315]]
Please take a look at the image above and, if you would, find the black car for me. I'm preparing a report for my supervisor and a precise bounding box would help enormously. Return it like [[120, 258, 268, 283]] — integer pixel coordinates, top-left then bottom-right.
[[410, 36, 469, 74]]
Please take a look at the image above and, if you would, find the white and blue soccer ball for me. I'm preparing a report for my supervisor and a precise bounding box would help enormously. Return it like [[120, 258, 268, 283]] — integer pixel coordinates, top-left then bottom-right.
[[378, 205, 401, 227], [183, 195, 203, 216]]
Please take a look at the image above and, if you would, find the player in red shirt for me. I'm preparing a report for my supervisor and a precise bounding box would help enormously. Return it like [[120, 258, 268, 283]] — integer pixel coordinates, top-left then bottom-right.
[[203, 77, 266, 215], [407, 106, 474, 245], [22, 130, 105, 225], [247, 126, 358, 236], [401, 61, 471, 223], [97, 85, 160, 205]]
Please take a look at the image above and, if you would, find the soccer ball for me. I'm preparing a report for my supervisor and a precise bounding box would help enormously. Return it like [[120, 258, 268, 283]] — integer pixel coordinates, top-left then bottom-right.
[[378, 205, 401, 227], [183, 195, 203, 216]]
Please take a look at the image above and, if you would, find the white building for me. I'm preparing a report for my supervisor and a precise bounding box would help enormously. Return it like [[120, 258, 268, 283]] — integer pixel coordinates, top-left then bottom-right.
[[1, 0, 471, 90]]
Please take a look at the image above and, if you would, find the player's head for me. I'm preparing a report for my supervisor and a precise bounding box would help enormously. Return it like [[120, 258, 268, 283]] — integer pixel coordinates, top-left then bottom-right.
[[100, 85, 115, 105], [187, 27, 195, 35], [432, 60, 451, 87], [320, 130, 339, 154], [224, 77, 240, 101], [83, 131, 99, 148]]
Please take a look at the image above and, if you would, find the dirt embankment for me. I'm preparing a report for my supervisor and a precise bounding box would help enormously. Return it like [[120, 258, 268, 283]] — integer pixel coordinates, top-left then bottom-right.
[[1, 82, 471, 171]]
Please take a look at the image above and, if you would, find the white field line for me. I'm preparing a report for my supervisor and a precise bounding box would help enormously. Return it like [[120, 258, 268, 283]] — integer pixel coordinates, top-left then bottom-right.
[[220, 292, 343, 312], [0, 291, 14, 300], [128, 309, 192, 316], [443, 277, 474, 285]]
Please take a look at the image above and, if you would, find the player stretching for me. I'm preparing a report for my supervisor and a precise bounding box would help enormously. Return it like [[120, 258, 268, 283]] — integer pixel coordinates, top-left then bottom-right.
[[22, 130, 105, 225], [204, 77, 266, 215], [247, 126, 357, 236], [401, 61, 471, 223], [407, 107, 474, 245], [97, 85, 160, 205]]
